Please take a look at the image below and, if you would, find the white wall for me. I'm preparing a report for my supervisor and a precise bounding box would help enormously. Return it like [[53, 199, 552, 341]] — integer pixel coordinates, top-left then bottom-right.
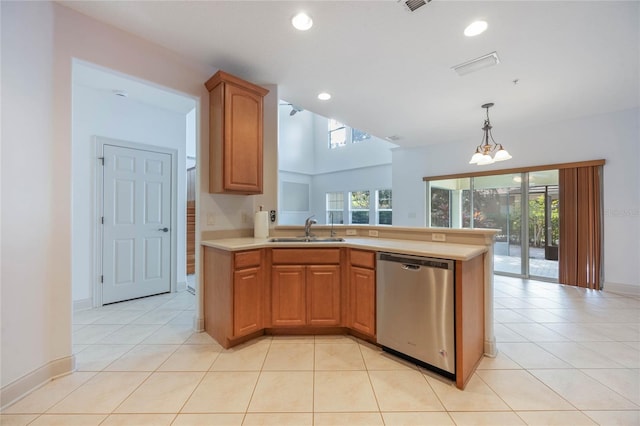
[[72, 83, 189, 304], [1, 0, 64, 397], [278, 172, 312, 225], [392, 108, 640, 290], [186, 108, 196, 168], [278, 108, 315, 174], [313, 115, 394, 174], [277, 111, 395, 225], [1, 0, 214, 396]]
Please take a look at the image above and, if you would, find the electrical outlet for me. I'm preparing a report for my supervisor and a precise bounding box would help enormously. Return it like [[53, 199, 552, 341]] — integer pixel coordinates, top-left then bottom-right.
[[241, 212, 250, 224], [432, 233, 446, 242], [368, 230, 379, 237], [206, 213, 215, 226], [346, 229, 357, 236]]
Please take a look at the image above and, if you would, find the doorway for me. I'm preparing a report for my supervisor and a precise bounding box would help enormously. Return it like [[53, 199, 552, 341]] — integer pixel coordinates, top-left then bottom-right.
[[99, 140, 176, 304], [71, 60, 197, 311]]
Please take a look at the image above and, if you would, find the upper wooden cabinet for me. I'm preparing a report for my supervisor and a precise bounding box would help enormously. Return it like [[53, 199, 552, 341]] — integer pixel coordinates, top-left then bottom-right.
[[205, 71, 269, 194]]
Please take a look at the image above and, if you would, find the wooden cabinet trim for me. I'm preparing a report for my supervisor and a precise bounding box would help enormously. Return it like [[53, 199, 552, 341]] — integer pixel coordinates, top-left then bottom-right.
[[271, 248, 341, 265], [350, 249, 376, 269], [455, 255, 485, 389], [234, 249, 262, 269], [205, 70, 269, 97]]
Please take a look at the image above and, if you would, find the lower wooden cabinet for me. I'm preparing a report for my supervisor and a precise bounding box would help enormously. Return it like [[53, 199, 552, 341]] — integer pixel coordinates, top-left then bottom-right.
[[348, 249, 376, 337], [307, 265, 341, 326], [271, 265, 306, 326], [271, 264, 341, 326], [233, 266, 263, 336], [349, 266, 376, 336], [204, 244, 485, 388], [203, 247, 264, 348]]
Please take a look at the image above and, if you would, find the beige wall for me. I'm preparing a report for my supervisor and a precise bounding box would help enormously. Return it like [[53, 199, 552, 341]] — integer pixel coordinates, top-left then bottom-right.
[[1, 1, 215, 402]]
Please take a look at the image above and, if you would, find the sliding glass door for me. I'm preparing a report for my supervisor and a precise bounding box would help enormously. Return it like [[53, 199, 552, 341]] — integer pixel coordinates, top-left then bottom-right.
[[428, 171, 559, 281], [526, 171, 559, 280]]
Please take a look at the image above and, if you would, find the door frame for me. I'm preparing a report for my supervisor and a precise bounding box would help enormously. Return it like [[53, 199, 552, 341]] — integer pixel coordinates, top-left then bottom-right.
[[94, 136, 179, 307]]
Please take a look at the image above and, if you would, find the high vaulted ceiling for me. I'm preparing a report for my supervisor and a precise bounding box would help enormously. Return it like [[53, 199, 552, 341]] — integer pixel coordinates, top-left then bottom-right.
[[60, 1, 639, 148]]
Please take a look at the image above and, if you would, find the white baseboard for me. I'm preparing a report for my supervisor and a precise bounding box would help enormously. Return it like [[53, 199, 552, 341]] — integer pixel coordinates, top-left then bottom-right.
[[0, 355, 75, 410], [484, 337, 498, 358], [194, 316, 205, 332], [604, 281, 640, 297], [176, 280, 187, 292], [73, 298, 93, 311]]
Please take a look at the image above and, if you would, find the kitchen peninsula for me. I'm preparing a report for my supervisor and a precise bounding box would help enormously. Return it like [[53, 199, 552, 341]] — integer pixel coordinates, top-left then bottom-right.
[[202, 227, 497, 389]]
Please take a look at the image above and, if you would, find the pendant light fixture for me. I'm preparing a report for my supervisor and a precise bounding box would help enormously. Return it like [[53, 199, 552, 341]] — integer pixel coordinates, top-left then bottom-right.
[[469, 103, 512, 165]]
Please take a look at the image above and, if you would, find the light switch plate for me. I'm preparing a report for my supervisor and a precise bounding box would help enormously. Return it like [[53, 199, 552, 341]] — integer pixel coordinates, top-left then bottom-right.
[[432, 233, 446, 242], [346, 229, 357, 236], [206, 213, 215, 226]]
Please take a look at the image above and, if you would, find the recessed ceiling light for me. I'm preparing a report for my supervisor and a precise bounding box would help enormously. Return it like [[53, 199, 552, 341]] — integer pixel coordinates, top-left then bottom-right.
[[317, 92, 331, 101], [292, 12, 313, 31], [464, 20, 488, 37]]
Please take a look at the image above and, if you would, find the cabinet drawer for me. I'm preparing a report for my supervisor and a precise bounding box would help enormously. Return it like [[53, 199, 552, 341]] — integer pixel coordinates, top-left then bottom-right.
[[234, 249, 262, 269], [271, 248, 340, 265], [350, 249, 375, 269]]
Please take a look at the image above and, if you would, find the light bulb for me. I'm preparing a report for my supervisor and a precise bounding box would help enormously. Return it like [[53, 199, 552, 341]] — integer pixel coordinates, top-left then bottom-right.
[[477, 154, 494, 165], [292, 12, 313, 31], [469, 151, 483, 164], [493, 146, 512, 162]]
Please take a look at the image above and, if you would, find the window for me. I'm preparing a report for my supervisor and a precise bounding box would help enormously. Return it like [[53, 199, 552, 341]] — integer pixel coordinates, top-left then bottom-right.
[[376, 189, 392, 225], [349, 191, 370, 224], [326, 192, 344, 224], [329, 120, 371, 148], [430, 187, 451, 228], [352, 128, 371, 143], [328, 119, 347, 149]]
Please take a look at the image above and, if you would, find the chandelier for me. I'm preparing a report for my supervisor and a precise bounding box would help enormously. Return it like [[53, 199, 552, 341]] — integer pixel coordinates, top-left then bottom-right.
[[469, 103, 512, 165]]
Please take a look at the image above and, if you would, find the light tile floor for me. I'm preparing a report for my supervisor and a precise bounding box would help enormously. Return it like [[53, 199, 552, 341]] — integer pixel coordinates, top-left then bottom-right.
[[2, 276, 639, 425]]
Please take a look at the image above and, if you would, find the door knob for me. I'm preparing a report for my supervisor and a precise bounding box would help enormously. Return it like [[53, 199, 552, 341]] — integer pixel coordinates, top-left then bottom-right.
[[158, 227, 169, 232]]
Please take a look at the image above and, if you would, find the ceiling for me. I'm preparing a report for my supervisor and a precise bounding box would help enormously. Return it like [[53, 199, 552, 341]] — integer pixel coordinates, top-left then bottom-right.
[[60, 1, 639, 148], [73, 60, 197, 114]]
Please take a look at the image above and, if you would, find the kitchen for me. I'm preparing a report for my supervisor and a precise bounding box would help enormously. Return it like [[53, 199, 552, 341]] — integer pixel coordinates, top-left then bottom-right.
[[1, 1, 638, 424]]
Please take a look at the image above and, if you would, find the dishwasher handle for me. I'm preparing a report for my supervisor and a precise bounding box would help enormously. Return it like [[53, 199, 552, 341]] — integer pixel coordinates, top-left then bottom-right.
[[401, 264, 421, 271], [378, 252, 454, 270]]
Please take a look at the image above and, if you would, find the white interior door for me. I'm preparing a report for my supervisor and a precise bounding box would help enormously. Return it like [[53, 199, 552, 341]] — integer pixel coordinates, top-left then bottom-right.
[[102, 144, 172, 304]]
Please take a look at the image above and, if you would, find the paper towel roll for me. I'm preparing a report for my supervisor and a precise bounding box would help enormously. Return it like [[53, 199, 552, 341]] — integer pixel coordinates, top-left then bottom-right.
[[254, 211, 269, 238]]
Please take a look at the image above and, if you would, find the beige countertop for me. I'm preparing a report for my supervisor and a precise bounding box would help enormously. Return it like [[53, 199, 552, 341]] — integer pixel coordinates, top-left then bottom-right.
[[201, 236, 487, 261]]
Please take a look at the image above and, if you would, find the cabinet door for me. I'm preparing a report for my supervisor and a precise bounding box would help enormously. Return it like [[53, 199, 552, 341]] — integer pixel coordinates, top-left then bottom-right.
[[271, 265, 306, 326], [223, 83, 263, 193], [307, 265, 341, 326], [233, 266, 263, 337], [349, 266, 376, 336]]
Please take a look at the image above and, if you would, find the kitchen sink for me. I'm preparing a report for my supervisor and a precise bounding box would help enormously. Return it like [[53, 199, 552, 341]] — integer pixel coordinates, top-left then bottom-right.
[[268, 237, 345, 243]]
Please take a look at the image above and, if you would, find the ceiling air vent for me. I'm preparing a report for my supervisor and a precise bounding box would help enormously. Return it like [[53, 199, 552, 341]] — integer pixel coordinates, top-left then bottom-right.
[[402, 0, 430, 12]]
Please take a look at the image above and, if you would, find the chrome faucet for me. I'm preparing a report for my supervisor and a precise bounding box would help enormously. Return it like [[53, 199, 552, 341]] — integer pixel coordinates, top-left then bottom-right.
[[304, 215, 317, 238]]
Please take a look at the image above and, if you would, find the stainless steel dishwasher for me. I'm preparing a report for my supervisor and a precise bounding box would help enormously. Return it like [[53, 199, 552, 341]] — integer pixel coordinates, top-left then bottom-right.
[[376, 252, 455, 378]]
